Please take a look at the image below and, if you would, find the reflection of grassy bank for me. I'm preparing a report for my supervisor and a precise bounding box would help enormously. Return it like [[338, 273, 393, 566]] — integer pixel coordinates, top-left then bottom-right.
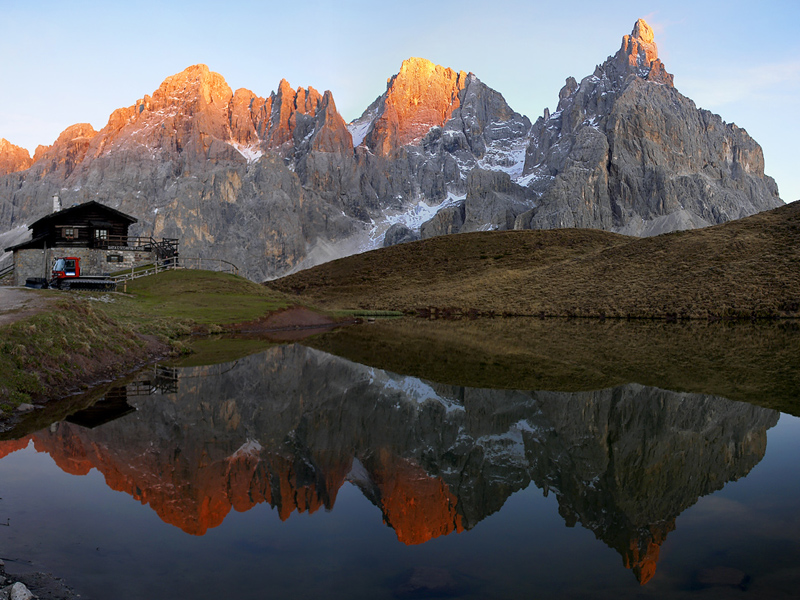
[[305, 318, 800, 416], [271, 201, 800, 319], [169, 336, 278, 368]]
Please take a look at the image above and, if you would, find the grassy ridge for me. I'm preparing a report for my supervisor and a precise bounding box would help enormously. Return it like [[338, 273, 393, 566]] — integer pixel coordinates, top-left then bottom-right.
[[269, 202, 800, 319], [108, 270, 291, 329]]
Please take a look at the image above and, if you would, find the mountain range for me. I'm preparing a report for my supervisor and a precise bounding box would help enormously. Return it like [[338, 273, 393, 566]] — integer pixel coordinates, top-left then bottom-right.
[[0, 19, 783, 281]]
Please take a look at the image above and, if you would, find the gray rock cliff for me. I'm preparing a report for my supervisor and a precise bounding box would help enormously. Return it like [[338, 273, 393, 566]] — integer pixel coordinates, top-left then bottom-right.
[[0, 21, 784, 279], [514, 19, 782, 236]]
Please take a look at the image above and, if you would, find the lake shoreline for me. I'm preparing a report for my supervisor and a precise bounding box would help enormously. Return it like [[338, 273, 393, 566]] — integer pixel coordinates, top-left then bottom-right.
[[0, 297, 352, 435], [0, 559, 80, 599], [0, 270, 347, 426]]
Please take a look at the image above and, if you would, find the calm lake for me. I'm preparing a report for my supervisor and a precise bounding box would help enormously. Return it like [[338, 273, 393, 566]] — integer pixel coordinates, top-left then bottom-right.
[[1, 320, 799, 599]]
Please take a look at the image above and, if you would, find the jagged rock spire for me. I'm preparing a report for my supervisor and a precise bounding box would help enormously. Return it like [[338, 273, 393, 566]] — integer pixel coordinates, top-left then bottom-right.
[[0, 138, 33, 175], [615, 18, 674, 86]]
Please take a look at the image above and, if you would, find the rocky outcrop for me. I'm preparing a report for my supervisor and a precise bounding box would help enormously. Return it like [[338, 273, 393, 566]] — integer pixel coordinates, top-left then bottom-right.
[[356, 57, 468, 157], [383, 223, 419, 247], [0, 20, 784, 279], [3, 345, 778, 579], [514, 18, 782, 236], [0, 139, 32, 176], [419, 202, 465, 238], [352, 62, 532, 235]]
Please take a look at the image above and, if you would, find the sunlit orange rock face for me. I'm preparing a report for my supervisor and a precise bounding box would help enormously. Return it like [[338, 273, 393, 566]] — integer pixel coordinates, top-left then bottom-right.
[[23, 63, 353, 175], [365, 57, 468, 156], [367, 450, 463, 545], [622, 521, 674, 584], [0, 139, 32, 175], [265, 79, 322, 150], [27, 425, 352, 536], [28, 124, 97, 180], [616, 18, 673, 86], [22, 421, 464, 544], [0, 437, 32, 459]]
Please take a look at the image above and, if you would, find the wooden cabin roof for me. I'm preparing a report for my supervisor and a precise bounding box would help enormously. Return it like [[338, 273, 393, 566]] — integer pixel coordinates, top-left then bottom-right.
[[4, 201, 137, 252], [29, 201, 137, 229]]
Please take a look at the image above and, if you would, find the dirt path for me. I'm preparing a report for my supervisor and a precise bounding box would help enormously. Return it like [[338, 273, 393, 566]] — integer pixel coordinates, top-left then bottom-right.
[[0, 287, 56, 327]]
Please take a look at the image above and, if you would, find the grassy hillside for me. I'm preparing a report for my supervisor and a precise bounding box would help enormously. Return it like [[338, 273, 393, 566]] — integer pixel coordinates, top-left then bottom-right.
[[105, 269, 291, 330], [0, 270, 293, 408], [269, 202, 800, 319]]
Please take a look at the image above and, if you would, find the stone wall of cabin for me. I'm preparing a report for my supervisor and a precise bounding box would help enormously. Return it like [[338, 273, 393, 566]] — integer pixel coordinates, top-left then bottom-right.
[[13, 247, 155, 286], [13, 248, 49, 286]]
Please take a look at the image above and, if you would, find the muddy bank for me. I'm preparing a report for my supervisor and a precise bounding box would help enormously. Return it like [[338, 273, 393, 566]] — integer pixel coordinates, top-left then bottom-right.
[[225, 305, 359, 341], [230, 305, 351, 330], [0, 559, 79, 600], [0, 288, 57, 327]]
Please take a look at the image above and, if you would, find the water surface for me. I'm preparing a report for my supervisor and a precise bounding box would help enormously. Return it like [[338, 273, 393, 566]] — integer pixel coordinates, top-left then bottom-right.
[[1, 332, 799, 598]]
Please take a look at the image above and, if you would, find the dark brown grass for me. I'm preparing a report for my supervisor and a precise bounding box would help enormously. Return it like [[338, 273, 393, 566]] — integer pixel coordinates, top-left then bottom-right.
[[269, 202, 800, 319]]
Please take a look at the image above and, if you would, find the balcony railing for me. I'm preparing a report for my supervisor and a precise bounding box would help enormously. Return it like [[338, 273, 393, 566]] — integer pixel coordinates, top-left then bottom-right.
[[97, 236, 179, 259], [112, 256, 240, 287]]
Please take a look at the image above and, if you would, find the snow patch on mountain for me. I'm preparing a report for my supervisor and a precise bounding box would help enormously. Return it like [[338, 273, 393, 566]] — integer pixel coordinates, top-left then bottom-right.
[[229, 439, 263, 459], [362, 192, 466, 250], [476, 420, 538, 463], [230, 141, 264, 164], [380, 373, 465, 413], [479, 137, 529, 179], [347, 105, 380, 148]]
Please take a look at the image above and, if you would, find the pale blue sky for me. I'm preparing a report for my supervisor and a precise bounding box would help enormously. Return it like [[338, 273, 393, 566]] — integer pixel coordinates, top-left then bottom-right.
[[1, 0, 798, 200]]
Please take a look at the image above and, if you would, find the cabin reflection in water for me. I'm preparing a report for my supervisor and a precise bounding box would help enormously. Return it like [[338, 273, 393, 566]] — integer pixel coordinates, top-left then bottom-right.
[[64, 366, 178, 428], [0, 345, 779, 584]]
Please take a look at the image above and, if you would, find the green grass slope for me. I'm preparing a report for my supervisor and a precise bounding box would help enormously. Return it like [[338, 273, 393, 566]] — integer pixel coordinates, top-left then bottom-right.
[[269, 202, 800, 319], [0, 270, 292, 407]]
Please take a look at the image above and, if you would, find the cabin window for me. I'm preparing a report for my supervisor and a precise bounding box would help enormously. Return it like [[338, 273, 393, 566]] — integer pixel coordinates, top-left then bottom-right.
[[63, 227, 76, 240], [95, 229, 108, 240], [107, 254, 123, 263]]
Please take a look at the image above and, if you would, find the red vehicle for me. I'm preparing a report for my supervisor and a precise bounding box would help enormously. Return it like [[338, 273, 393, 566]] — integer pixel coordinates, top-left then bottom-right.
[[50, 256, 116, 290]]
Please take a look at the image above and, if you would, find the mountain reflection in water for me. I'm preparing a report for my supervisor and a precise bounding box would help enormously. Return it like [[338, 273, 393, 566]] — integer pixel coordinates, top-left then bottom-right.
[[0, 344, 779, 585]]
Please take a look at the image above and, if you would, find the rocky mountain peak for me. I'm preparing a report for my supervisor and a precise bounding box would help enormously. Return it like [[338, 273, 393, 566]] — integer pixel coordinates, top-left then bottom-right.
[[0, 138, 32, 175], [362, 57, 469, 155], [151, 63, 233, 109], [517, 17, 779, 238], [631, 18, 655, 44], [265, 80, 326, 151], [615, 18, 673, 86], [27, 123, 99, 179]]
